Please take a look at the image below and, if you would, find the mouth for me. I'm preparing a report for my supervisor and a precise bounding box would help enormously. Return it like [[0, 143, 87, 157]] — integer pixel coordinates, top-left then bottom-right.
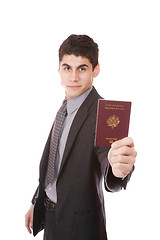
[[67, 86, 81, 89]]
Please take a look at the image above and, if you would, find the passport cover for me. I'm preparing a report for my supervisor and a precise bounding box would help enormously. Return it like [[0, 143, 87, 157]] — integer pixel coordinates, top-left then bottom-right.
[[95, 100, 131, 147]]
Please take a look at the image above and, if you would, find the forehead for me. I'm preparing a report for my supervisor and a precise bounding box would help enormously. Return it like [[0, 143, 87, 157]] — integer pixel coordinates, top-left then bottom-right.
[[60, 54, 92, 68]]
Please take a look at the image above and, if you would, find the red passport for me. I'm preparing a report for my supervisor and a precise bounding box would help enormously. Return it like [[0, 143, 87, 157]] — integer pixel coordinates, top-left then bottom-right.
[[95, 100, 131, 147]]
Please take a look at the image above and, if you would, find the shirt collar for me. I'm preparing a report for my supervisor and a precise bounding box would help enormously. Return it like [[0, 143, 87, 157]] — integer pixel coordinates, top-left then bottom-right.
[[66, 86, 93, 115]]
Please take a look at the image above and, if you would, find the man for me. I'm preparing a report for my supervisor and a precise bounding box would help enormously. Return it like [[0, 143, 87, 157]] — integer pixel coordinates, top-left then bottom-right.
[[25, 34, 137, 240]]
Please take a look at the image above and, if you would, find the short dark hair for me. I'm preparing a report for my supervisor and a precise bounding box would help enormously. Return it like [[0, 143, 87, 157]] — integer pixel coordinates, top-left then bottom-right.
[[59, 34, 99, 69]]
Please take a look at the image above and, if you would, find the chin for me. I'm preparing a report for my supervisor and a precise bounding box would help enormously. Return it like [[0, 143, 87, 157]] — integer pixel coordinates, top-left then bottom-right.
[[66, 88, 80, 96]]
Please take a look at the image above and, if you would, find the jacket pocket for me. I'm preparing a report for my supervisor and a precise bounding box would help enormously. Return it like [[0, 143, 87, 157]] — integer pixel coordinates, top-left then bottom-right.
[[74, 206, 107, 240]]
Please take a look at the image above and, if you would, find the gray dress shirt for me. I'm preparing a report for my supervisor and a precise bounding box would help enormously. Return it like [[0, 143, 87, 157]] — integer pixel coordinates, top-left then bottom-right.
[[45, 87, 93, 202]]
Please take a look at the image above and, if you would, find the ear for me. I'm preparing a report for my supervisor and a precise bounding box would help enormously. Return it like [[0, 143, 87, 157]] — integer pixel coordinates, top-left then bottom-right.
[[93, 64, 100, 78]]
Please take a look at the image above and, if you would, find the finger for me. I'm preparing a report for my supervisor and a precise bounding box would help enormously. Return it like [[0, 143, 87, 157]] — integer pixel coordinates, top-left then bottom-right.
[[112, 162, 133, 178], [27, 226, 32, 234], [30, 221, 33, 229], [111, 146, 135, 157], [111, 137, 134, 149], [26, 221, 32, 234], [25, 216, 32, 234], [110, 155, 136, 165], [26, 222, 32, 234]]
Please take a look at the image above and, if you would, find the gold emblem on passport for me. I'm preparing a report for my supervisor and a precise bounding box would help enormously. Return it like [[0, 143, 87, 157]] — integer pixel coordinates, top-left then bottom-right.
[[107, 115, 120, 129]]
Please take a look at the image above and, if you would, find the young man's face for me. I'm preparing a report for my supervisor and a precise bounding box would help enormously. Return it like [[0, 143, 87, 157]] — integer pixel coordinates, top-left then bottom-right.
[[59, 54, 100, 100]]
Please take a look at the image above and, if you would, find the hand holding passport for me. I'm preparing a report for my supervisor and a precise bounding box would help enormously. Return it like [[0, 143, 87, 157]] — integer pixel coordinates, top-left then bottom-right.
[[95, 100, 131, 147]]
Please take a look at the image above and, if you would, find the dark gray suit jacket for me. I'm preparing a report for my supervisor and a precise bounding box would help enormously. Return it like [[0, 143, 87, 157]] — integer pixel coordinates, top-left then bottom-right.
[[32, 87, 133, 239]]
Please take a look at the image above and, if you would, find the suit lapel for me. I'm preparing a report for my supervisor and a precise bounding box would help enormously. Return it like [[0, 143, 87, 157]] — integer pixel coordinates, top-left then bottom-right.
[[57, 87, 99, 180]]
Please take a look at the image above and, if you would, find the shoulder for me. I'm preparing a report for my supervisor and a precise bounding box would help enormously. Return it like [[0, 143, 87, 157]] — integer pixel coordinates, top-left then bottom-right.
[[82, 86, 103, 110]]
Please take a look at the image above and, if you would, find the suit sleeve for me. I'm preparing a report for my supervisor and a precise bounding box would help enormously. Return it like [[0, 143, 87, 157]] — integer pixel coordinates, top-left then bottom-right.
[[31, 186, 40, 205], [104, 164, 134, 192], [95, 146, 134, 192], [31, 126, 53, 205]]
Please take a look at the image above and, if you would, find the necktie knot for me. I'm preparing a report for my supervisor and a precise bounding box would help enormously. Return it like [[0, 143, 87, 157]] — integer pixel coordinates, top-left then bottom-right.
[[61, 99, 67, 115]]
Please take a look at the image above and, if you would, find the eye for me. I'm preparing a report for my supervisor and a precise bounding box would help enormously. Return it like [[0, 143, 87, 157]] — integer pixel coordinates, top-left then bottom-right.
[[64, 66, 71, 71], [79, 67, 86, 72]]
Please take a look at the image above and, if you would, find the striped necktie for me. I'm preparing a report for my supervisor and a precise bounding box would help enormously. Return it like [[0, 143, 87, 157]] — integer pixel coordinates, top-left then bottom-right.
[[45, 99, 67, 187]]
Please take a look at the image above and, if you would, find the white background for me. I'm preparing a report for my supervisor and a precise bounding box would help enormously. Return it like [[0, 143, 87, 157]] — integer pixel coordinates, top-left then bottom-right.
[[0, 0, 160, 239]]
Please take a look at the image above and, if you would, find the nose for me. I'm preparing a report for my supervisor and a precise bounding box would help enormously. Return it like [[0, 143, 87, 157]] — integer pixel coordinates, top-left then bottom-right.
[[70, 70, 78, 82]]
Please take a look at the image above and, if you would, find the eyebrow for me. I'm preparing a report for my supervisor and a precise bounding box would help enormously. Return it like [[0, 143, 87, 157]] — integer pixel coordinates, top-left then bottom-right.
[[62, 63, 89, 69]]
